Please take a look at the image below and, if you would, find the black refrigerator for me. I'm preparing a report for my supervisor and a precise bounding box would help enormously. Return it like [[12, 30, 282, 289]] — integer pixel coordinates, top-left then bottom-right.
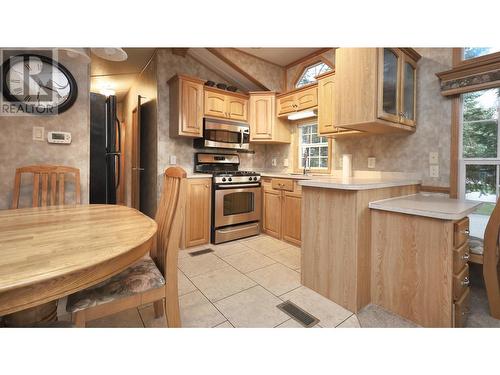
[[90, 93, 120, 204]]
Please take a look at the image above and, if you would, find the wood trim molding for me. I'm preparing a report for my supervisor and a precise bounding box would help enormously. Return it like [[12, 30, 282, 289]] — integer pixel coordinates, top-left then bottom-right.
[[420, 185, 451, 194], [171, 48, 189, 57], [399, 48, 422, 62], [276, 81, 318, 98], [449, 96, 462, 198], [204, 85, 249, 99], [436, 51, 500, 96], [206, 48, 269, 90], [284, 48, 333, 69]]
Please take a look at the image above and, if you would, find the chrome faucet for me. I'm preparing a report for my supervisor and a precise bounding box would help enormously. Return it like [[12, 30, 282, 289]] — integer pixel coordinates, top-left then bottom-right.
[[303, 149, 310, 175]]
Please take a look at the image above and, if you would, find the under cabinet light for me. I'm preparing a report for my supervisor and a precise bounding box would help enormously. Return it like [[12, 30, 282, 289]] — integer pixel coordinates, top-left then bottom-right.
[[287, 110, 317, 121]]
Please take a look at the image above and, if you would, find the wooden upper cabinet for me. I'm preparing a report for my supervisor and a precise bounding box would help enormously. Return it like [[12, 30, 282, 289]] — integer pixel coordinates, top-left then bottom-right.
[[318, 72, 335, 134], [168, 74, 204, 138], [249, 92, 291, 143], [227, 96, 248, 121], [204, 87, 248, 122], [333, 48, 421, 134], [277, 84, 318, 116]]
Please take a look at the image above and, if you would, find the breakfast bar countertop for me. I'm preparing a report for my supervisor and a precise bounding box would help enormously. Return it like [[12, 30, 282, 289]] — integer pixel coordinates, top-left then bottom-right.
[[368, 193, 482, 220], [297, 177, 422, 190]]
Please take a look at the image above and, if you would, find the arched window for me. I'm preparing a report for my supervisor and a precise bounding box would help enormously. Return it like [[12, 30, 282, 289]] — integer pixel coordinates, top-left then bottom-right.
[[295, 61, 332, 88]]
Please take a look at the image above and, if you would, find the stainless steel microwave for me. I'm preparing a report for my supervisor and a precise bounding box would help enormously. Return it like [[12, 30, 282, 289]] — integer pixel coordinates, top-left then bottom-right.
[[193, 118, 250, 150]]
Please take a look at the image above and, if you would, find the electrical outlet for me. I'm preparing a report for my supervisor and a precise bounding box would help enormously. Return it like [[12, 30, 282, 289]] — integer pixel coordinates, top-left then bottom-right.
[[429, 152, 439, 164], [169, 155, 177, 165], [430, 165, 439, 178], [283, 158, 289, 167], [367, 157, 376, 169], [272, 158, 277, 167], [33, 126, 44, 141]]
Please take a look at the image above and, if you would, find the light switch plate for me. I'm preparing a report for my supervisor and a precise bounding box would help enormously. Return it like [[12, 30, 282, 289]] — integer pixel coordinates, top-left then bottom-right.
[[272, 158, 277, 167], [367, 157, 376, 169], [430, 165, 439, 178], [283, 158, 289, 167], [169, 155, 177, 165], [429, 152, 439, 164], [33, 126, 44, 141]]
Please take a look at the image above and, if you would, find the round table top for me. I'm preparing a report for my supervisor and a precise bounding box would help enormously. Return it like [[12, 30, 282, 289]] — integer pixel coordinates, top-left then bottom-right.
[[0, 204, 157, 315]]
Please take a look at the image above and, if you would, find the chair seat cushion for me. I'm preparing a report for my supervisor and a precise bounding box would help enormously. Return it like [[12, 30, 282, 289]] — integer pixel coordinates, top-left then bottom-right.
[[469, 236, 484, 256], [66, 256, 165, 313]]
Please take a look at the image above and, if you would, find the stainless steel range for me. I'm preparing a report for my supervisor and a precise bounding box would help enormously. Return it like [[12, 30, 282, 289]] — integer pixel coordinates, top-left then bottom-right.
[[195, 153, 261, 244]]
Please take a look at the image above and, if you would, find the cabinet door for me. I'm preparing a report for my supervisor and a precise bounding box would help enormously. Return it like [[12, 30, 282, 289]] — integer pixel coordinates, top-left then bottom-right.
[[377, 48, 401, 123], [185, 179, 211, 247], [204, 90, 227, 119], [295, 86, 318, 111], [400, 55, 417, 126], [227, 96, 248, 121], [277, 94, 296, 115], [262, 188, 282, 239], [181, 79, 204, 136], [250, 95, 273, 140], [282, 191, 301, 246], [318, 74, 335, 135]]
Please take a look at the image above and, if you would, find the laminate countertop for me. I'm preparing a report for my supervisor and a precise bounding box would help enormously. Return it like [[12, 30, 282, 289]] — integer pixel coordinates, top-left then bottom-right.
[[297, 177, 422, 190], [368, 193, 482, 220]]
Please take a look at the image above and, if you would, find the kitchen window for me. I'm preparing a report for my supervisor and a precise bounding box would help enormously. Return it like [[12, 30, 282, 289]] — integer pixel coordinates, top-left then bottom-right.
[[459, 87, 500, 238], [298, 123, 329, 170], [463, 47, 500, 60], [295, 61, 332, 88]]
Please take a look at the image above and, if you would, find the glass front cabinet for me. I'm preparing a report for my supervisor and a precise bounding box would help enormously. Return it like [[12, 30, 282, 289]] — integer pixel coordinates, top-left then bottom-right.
[[378, 48, 418, 127]]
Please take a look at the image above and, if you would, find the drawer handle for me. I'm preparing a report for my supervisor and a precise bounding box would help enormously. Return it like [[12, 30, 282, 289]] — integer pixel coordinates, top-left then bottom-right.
[[461, 277, 470, 287], [462, 253, 470, 261], [461, 229, 470, 235]]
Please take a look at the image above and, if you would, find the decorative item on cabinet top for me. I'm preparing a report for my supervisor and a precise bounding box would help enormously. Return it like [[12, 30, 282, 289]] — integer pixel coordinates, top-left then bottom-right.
[[331, 48, 421, 134]]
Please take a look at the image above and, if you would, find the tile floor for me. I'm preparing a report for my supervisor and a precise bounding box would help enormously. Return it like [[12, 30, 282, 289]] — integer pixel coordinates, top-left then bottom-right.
[[56, 234, 500, 328]]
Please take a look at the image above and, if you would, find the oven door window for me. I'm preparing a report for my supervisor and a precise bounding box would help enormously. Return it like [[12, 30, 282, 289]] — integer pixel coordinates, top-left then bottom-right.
[[223, 191, 254, 216], [205, 129, 241, 145]]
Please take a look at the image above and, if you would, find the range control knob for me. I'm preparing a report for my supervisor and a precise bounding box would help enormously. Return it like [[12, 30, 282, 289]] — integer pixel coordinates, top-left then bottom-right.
[[222, 177, 226, 182], [228, 177, 233, 182], [249, 177, 253, 181], [253, 177, 258, 181]]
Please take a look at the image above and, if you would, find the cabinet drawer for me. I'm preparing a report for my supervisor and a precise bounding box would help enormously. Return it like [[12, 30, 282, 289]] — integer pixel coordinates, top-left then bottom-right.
[[295, 87, 318, 111], [453, 264, 470, 301], [453, 242, 470, 274], [454, 287, 470, 328], [272, 178, 294, 192], [454, 217, 469, 248]]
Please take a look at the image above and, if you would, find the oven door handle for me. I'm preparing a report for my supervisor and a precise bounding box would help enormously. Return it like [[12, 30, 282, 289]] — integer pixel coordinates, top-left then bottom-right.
[[217, 183, 260, 188]]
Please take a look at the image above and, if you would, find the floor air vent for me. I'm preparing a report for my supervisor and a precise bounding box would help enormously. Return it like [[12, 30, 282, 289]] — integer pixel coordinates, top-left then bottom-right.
[[277, 301, 320, 327], [188, 248, 214, 257]]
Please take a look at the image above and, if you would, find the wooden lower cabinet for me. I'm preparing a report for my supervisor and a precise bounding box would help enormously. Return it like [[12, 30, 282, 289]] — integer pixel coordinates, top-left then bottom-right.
[[262, 178, 301, 246], [182, 178, 211, 248], [371, 210, 471, 327]]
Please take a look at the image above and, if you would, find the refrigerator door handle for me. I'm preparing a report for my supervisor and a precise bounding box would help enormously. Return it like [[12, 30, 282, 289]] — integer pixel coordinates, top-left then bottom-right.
[[115, 153, 120, 190], [116, 118, 121, 153]]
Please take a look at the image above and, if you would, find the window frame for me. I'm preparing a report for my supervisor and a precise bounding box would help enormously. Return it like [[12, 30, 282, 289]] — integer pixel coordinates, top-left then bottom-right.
[[458, 88, 500, 201], [293, 120, 332, 174], [292, 57, 334, 90]]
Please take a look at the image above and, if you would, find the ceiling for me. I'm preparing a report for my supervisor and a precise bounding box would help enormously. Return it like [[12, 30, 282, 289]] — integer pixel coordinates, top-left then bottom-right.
[[236, 48, 324, 67], [90, 48, 156, 101]]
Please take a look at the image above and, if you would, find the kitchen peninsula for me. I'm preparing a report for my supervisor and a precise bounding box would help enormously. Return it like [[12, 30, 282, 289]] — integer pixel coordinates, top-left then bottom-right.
[[298, 176, 421, 313]]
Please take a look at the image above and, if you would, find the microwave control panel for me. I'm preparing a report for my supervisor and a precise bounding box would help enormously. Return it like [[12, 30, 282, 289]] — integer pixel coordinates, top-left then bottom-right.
[[47, 131, 71, 144]]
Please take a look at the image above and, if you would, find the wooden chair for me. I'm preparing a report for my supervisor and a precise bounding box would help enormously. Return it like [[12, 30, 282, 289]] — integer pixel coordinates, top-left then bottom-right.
[[468, 200, 500, 319], [3, 164, 81, 327], [11, 164, 81, 208], [66, 167, 187, 327]]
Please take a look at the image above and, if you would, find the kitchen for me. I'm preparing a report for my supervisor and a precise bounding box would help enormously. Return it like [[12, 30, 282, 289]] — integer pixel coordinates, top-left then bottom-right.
[[1, 1, 499, 373]]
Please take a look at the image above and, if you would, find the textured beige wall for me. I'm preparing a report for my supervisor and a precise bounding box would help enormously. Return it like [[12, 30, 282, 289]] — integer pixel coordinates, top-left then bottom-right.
[[0, 50, 90, 209], [286, 49, 335, 91], [211, 48, 285, 92], [333, 48, 453, 187]]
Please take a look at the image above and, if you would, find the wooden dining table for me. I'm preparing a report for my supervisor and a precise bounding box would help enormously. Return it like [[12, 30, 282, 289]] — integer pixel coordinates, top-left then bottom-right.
[[0, 204, 157, 325]]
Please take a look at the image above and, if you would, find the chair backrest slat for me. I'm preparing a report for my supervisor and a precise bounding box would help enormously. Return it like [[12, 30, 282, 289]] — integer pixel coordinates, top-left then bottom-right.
[[11, 165, 81, 209], [152, 167, 187, 281]]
